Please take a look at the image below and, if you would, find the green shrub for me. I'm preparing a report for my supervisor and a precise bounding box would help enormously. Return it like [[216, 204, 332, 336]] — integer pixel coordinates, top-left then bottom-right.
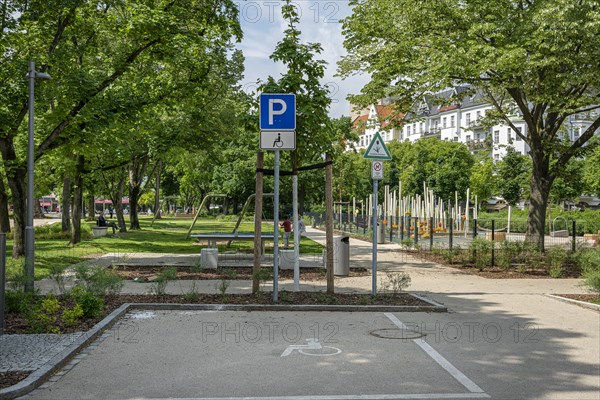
[[574, 249, 600, 293], [545, 246, 568, 278], [71, 286, 104, 318], [62, 304, 84, 326], [252, 268, 272, 292], [5, 290, 36, 313], [183, 281, 200, 302], [29, 294, 61, 334], [381, 271, 411, 294], [6, 262, 28, 291], [469, 238, 490, 271], [75, 264, 123, 295], [150, 267, 178, 296], [48, 264, 68, 294], [496, 241, 520, 270]]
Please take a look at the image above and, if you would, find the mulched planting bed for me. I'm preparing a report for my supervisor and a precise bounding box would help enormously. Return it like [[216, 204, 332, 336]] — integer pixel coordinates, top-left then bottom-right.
[[414, 251, 581, 278], [3, 292, 426, 335], [108, 265, 370, 281], [0, 371, 30, 389]]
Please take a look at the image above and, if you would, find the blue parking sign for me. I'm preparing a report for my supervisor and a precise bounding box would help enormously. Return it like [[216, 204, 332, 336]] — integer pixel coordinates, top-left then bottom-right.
[[260, 94, 296, 131]]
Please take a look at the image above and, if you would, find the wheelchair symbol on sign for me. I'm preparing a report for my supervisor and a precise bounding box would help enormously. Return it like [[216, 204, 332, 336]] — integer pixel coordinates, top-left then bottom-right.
[[273, 132, 284, 148], [281, 338, 342, 357]]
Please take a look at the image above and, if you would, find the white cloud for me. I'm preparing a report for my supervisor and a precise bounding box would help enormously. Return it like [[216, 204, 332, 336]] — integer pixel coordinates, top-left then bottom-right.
[[235, 1, 369, 118]]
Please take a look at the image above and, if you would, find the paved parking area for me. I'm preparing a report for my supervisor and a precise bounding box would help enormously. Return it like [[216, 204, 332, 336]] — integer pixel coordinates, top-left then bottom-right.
[[21, 310, 490, 400], [20, 307, 600, 400]]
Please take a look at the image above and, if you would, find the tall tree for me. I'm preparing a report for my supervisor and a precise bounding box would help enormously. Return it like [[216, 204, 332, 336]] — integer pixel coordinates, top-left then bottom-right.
[[0, 0, 242, 256], [582, 146, 600, 197], [496, 148, 531, 206], [339, 0, 600, 249], [470, 153, 496, 204]]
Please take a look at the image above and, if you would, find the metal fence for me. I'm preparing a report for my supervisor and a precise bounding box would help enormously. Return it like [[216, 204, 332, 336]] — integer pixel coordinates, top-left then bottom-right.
[[307, 213, 599, 254]]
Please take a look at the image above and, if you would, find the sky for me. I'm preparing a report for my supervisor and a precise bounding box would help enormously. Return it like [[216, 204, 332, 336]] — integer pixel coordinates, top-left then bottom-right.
[[234, 0, 369, 118]]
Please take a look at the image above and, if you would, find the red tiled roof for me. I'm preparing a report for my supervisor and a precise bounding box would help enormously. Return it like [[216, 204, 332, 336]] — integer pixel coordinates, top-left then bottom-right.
[[352, 114, 369, 131], [376, 105, 404, 129], [439, 105, 459, 112]]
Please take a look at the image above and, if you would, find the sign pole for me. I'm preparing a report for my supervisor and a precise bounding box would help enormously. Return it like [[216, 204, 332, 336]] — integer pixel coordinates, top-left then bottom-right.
[[273, 150, 280, 302], [372, 178, 378, 296]]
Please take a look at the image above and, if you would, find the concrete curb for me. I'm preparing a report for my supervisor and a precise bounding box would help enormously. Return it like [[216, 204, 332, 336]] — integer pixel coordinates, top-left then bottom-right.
[[0, 294, 445, 399], [0, 304, 129, 400], [545, 294, 600, 312]]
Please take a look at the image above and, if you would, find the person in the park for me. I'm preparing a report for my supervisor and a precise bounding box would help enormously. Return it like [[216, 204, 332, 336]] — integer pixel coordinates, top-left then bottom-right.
[[281, 215, 292, 248], [97, 212, 118, 234]]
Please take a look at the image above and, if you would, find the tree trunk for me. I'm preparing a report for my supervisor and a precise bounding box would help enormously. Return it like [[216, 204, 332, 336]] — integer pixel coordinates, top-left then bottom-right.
[[154, 160, 162, 219], [526, 153, 553, 251], [6, 170, 26, 258], [325, 153, 334, 294], [233, 198, 239, 215], [71, 155, 84, 244], [299, 183, 306, 216], [61, 176, 71, 233], [88, 189, 95, 219], [223, 197, 229, 215], [128, 154, 148, 230], [0, 176, 11, 233], [110, 172, 127, 232], [129, 185, 140, 229]]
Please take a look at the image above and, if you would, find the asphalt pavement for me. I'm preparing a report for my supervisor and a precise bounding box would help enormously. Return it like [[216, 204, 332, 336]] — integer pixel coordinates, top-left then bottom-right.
[[3, 226, 599, 399]]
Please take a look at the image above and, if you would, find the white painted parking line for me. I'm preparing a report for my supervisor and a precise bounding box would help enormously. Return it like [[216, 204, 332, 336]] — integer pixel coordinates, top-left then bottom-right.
[[131, 394, 490, 400], [384, 313, 487, 395]]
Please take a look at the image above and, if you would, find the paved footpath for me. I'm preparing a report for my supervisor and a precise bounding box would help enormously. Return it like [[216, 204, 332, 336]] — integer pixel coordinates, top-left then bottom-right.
[[2, 227, 599, 399]]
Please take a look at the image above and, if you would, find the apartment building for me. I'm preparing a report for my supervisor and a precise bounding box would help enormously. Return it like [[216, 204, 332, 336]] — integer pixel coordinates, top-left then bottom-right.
[[349, 101, 403, 150], [350, 86, 597, 161]]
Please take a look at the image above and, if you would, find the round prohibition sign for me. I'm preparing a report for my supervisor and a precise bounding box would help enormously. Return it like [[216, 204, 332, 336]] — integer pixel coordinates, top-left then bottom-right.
[[373, 161, 383, 171]]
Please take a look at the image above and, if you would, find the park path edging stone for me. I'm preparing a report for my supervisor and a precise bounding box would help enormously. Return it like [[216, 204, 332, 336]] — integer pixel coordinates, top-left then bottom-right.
[[545, 294, 600, 311]]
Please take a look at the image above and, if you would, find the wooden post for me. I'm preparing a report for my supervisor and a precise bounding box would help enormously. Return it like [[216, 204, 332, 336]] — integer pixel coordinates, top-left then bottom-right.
[[325, 153, 334, 294], [252, 152, 264, 294]]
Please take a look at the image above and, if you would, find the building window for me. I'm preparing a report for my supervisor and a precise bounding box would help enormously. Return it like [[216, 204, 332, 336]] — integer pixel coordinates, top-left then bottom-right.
[[476, 110, 481, 120], [494, 130, 500, 144], [466, 113, 471, 126], [442, 117, 447, 128], [407, 126, 411, 136], [494, 154, 499, 161], [515, 127, 522, 141], [451, 115, 455, 127], [574, 127, 580, 139], [466, 135, 471, 142], [420, 122, 424, 132]]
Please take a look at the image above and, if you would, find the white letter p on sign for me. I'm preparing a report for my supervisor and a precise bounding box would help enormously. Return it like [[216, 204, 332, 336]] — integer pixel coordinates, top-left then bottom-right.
[[268, 99, 287, 125]]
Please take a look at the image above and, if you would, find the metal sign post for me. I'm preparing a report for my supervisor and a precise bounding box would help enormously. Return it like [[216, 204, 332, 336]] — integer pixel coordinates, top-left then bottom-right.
[[259, 93, 296, 302], [372, 177, 378, 296], [364, 133, 392, 297], [273, 150, 280, 301]]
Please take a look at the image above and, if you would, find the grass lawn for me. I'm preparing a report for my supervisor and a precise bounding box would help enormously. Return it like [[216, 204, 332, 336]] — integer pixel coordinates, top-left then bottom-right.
[[5, 216, 323, 281]]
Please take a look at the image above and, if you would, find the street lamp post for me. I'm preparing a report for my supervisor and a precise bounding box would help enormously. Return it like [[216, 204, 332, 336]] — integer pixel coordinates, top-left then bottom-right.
[[25, 61, 50, 292]]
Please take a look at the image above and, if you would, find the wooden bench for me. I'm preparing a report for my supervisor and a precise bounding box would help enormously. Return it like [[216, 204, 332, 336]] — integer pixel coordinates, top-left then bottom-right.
[[190, 233, 277, 254]]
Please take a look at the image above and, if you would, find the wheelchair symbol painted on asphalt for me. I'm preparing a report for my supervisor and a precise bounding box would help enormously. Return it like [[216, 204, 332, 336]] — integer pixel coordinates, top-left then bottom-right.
[[281, 338, 342, 357]]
